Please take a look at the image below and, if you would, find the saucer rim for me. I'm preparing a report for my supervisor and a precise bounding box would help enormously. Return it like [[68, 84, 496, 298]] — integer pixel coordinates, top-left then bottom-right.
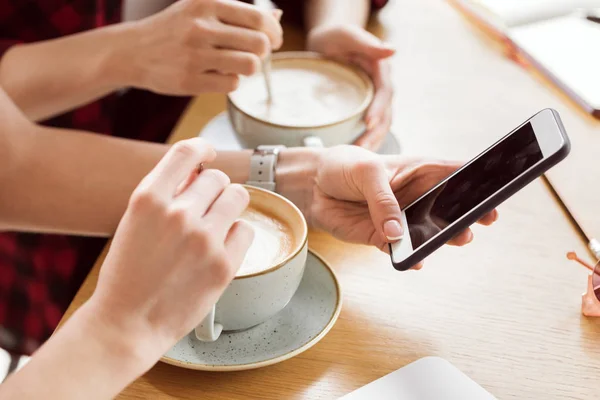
[[196, 111, 401, 156], [159, 248, 342, 372]]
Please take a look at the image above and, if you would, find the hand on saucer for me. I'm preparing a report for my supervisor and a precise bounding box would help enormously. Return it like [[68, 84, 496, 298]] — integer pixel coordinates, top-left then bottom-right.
[[307, 25, 394, 151], [278, 146, 498, 269], [0, 138, 255, 400], [93, 139, 254, 361]]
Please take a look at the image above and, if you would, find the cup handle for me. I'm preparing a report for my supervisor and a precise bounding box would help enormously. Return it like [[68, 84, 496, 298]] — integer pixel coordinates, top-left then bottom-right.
[[303, 136, 324, 148], [194, 305, 223, 342]]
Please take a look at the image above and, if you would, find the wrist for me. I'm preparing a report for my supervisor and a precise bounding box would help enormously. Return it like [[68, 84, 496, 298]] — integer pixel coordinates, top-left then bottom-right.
[[276, 147, 322, 225], [101, 22, 145, 89], [76, 297, 161, 378]]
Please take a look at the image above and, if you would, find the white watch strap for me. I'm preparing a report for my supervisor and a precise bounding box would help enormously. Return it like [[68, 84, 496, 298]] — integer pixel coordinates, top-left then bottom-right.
[[246, 147, 280, 191]]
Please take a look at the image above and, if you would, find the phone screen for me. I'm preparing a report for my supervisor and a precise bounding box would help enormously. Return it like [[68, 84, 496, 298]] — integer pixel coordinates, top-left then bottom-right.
[[405, 122, 543, 250]]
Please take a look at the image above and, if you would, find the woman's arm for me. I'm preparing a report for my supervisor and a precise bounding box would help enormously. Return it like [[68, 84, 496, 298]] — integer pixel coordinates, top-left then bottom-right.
[[0, 23, 134, 121], [0, 87, 289, 236], [0, 0, 282, 121], [0, 138, 253, 400], [0, 90, 254, 236], [0, 118, 314, 236], [0, 302, 150, 400]]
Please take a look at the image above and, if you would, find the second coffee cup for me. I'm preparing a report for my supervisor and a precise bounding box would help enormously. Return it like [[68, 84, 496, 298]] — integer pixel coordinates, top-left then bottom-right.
[[195, 185, 308, 342], [227, 52, 374, 148]]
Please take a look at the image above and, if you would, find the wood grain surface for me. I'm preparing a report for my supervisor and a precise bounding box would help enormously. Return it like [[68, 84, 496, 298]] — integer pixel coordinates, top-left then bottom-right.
[[60, 1, 600, 398], [448, 0, 600, 255]]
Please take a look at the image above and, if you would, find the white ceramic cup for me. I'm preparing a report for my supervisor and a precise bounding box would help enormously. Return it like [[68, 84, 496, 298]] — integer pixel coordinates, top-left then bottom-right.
[[227, 52, 374, 149], [195, 185, 308, 342]]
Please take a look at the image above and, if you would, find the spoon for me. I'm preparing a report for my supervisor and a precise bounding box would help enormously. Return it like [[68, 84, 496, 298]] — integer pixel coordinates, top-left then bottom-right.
[[254, 0, 274, 103], [262, 54, 273, 104]]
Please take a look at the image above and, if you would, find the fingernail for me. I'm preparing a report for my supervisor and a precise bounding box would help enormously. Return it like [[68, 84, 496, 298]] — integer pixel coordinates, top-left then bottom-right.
[[467, 231, 474, 242], [273, 9, 283, 20], [383, 220, 403, 241]]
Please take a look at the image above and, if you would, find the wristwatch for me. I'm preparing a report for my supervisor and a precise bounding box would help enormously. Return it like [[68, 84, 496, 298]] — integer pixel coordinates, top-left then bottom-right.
[[246, 145, 286, 192]]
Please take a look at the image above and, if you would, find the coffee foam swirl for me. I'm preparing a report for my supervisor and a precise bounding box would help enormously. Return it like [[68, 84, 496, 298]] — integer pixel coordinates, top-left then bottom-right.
[[229, 62, 366, 127], [236, 208, 294, 276]]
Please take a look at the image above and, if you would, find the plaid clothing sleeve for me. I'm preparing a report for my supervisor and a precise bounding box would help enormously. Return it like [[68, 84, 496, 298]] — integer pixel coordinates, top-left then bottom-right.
[[0, 0, 190, 356], [271, 0, 389, 27]]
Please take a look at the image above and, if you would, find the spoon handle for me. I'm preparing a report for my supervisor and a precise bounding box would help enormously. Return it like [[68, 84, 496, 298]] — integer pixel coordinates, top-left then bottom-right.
[[263, 54, 273, 103]]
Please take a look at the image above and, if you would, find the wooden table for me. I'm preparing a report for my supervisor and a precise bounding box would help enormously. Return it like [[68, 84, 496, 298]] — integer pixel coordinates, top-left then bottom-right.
[[60, 0, 600, 398]]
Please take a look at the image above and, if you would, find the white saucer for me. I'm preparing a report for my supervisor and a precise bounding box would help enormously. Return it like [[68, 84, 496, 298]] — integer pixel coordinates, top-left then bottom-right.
[[197, 112, 401, 154], [161, 250, 342, 371]]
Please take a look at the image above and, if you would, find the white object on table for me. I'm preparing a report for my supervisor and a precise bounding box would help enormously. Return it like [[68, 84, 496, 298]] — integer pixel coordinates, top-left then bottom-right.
[[197, 112, 401, 155], [339, 357, 496, 400], [509, 15, 600, 113]]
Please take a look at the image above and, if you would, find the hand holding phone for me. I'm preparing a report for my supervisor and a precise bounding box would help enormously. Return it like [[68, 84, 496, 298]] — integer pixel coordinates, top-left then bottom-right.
[[390, 109, 570, 271]]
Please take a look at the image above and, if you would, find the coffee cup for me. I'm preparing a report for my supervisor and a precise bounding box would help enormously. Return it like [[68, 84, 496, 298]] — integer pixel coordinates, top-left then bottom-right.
[[227, 52, 374, 148], [194, 185, 308, 342]]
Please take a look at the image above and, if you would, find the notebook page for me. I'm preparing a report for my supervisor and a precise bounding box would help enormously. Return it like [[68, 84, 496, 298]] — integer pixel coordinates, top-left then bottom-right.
[[510, 15, 600, 111], [471, 0, 600, 27], [340, 358, 496, 400]]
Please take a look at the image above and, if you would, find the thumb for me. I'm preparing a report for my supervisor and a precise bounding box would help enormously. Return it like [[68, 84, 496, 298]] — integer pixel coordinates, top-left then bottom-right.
[[360, 161, 404, 243], [352, 30, 395, 60], [271, 9, 283, 21]]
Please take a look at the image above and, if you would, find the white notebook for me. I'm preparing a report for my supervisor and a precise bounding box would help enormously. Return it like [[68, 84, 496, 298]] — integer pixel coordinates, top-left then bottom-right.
[[458, 0, 600, 30], [339, 357, 496, 400], [510, 15, 600, 114], [454, 0, 600, 118]]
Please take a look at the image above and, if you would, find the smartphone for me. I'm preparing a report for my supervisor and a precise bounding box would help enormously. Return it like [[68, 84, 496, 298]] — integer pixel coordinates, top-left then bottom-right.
[[390, 109, 570, 271]]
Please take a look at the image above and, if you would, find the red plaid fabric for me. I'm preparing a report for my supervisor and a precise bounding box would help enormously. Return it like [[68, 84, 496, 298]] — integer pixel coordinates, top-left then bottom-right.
[[0, 0, 191, 355], [0, 0, 387, 355]]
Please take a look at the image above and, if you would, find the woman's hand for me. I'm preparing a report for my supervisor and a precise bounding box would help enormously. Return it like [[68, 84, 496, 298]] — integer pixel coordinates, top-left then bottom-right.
[[90, 138, 254, 360], [307, 25, 394, 151], [278, 146, 498, 269], [120, 0, 283, 95], [0, 138, 255, 400]]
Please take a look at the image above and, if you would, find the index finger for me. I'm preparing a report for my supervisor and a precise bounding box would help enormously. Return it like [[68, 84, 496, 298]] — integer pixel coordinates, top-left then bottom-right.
[[144, 138, 217, 199], [216, 1, 283, 50]]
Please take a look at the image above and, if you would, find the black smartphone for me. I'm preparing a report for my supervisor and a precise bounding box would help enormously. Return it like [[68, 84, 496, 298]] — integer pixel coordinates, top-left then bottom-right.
[[390, 109, 571, 271]]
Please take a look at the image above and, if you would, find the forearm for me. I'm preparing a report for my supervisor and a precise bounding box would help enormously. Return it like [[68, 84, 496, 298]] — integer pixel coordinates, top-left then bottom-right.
[[0, 121, 257, 236], [305, 0, 371, 31], [0, 23, 137, 121], [0, 301, 154, 400], [0, 78, 314, 236], [0, 124, 168, 236]]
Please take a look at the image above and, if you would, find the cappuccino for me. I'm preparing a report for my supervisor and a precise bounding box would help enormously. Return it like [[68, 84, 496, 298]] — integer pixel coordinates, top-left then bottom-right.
[[236, 206, 295, 276], [229, 58, 367, 127]]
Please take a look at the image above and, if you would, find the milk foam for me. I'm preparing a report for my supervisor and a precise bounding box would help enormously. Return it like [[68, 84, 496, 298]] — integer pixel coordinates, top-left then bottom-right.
[[229, 63, 366, 126], [237, 208, 294, 276]]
